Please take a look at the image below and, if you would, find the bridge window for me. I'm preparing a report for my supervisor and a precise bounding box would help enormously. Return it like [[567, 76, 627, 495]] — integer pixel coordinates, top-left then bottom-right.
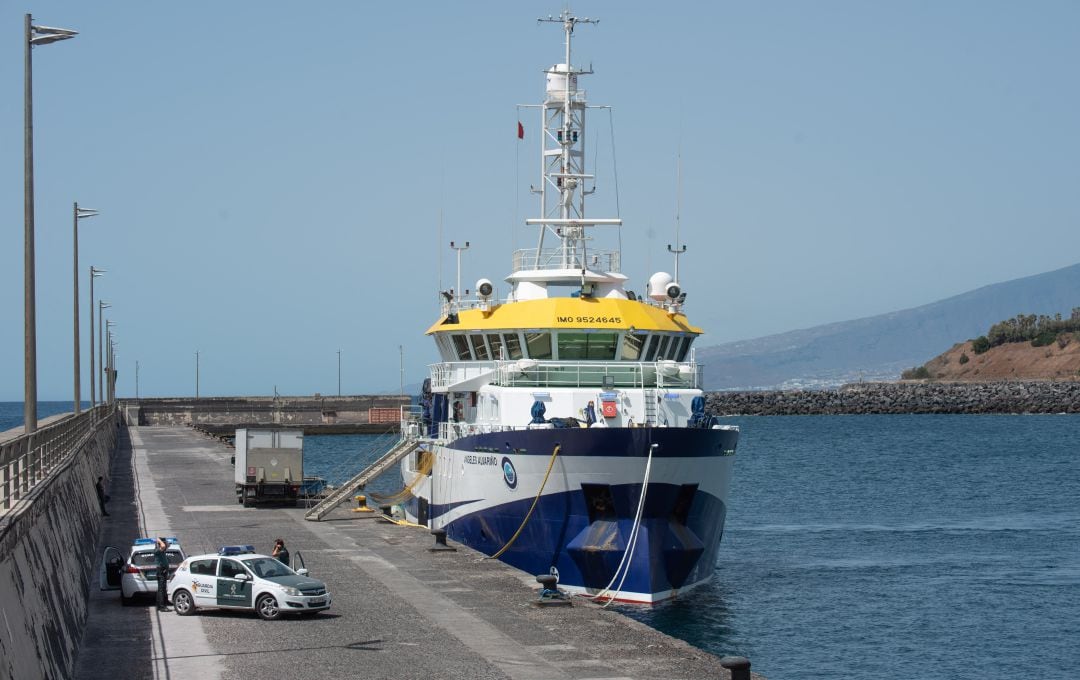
[[504, 333, 524, 359], [621, 332, 647, 360], [654, 335, 671, 360], [558, 332, 617, 360], [469, 334, 490, 360], [525, 332, 552, 359], [452, 335, 471, 361], [487, 334, 504, 360], [674, 336, 693, 361]]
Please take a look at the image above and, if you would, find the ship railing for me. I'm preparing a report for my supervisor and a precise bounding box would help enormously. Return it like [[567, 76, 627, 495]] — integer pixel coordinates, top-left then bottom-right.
[[399, 405, 426, 441], [429, 359, 700, 391], [511, 248, 621, 274], [1, 403, 120, 515]]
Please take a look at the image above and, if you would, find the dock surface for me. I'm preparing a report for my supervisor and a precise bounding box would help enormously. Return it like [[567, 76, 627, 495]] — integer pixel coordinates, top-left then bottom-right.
[[75, 425, 748, 680]]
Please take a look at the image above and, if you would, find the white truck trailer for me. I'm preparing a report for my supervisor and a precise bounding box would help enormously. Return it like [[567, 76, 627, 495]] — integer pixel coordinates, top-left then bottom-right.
[[234, 429, 304, 507]]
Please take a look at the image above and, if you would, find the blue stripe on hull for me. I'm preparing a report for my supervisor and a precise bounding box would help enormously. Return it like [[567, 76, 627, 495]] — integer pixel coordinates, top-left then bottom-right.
[[423, 426, 737, 601]]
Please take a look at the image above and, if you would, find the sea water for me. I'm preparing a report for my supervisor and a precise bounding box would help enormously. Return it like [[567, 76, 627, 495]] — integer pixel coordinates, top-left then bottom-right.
[[619, 415, 1080, 680], [5, 405, 1076, 678]]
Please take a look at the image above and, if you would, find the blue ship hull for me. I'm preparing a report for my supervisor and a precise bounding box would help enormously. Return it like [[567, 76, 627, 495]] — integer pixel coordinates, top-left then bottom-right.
[[412, 426, 738, 603]]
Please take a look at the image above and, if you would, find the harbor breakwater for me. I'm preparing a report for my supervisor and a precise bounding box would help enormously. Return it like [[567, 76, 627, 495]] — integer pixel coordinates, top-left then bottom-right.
[[0, 413, 118, 680], [706, 380, 1080, 415]]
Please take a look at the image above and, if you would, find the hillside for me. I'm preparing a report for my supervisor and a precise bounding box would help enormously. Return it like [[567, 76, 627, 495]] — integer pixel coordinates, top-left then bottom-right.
[[696, 262, 1080, 389], [920, 338, 1080, 382]]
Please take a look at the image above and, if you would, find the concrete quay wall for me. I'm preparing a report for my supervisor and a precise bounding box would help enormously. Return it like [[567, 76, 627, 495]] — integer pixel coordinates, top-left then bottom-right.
[[707, 380, 1080, 415], [124, 395, 409, 427], [0, 417, 118, 680]]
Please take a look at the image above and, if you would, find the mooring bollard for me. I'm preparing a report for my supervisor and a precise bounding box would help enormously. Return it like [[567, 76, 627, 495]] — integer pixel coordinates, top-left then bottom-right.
[[352, 494, 374, 513], [719, 656, 751, 680], [533, 573, 571, 607], [429, 528, 457, 552]]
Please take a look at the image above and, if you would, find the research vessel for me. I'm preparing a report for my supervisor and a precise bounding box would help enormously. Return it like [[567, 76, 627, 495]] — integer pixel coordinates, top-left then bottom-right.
[[400, 10, 738, 604]]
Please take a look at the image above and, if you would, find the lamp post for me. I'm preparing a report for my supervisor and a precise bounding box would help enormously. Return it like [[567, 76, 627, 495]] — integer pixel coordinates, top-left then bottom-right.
[[106, 320, 116, 405], [98, 301, 110, 402], [88, 266, 104, 408], [337, 349, 341, 397], [72, 203, 98, 415], [24, 15, 78, 433]]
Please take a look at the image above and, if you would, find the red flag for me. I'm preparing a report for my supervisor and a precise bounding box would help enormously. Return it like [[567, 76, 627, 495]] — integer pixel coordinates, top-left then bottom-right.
[[517, 121, 524, 139]]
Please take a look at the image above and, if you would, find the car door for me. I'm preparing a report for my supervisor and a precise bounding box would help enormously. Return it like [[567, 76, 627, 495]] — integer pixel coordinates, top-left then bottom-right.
[[292, 551, 307, 575], [216, 558, 253, 608], [99, 546, 124, 590], [186, 558, 219, 607]]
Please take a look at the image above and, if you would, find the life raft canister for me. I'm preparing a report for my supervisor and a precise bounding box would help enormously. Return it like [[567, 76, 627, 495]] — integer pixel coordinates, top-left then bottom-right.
[[601, 400, 617, 419]]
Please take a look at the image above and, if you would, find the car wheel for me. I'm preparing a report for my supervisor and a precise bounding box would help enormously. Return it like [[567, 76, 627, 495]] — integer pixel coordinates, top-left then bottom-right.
[[172, 589, 196, 616], [256, 594, 281, 621]]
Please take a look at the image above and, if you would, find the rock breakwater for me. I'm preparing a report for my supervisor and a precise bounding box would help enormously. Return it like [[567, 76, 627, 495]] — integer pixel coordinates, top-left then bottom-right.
[[706, 381, 1080, 415]]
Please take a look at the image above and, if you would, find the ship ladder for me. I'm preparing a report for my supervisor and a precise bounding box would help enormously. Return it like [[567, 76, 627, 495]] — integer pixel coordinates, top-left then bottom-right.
[[644, 388, 658, 426], [482, 444, 562, 561], [303, 435, 421, 521]]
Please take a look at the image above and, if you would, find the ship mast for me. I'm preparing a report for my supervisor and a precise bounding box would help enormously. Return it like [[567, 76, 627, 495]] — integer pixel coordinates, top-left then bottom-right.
[[528, 11, 621, 273]]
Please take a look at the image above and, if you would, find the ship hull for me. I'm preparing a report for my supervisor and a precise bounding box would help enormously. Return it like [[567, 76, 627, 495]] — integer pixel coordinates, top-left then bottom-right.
[[404, 426, 737, 603]]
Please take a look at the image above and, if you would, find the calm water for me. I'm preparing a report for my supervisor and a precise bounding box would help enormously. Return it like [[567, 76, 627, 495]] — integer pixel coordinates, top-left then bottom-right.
[[5, 404, 1076, 678], [619, 415, 1080, 680], [0, 401, 88, 433]]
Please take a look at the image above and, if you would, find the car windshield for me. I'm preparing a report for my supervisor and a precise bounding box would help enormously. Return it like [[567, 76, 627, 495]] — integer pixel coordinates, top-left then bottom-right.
[[242, 557, 296, 579], [132, 551, 184, 567]]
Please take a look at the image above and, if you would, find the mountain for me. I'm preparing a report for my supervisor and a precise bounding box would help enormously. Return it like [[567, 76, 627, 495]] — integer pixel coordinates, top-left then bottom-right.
[[696, 263, 1080, 389]]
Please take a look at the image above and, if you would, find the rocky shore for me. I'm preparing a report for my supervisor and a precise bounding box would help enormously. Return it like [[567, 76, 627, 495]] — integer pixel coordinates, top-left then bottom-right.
[[706, 381, 1080, 415]]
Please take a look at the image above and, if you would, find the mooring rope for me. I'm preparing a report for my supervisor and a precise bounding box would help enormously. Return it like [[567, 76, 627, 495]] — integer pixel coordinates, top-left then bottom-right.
[[584, 442, 656, 606], [483, 444, 562, 561]]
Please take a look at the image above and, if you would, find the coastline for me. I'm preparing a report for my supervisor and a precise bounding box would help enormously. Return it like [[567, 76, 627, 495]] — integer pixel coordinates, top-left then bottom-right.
[[706, 380, 1080, 415]]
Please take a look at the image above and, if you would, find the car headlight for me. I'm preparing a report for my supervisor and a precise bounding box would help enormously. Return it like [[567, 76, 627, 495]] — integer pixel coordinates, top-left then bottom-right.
[[281, 586, 301, 597]]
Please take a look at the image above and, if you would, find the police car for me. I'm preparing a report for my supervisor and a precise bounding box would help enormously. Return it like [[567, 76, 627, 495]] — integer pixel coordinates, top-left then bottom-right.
[[100, 537, 186, 605], [167, 545, 331, 620]]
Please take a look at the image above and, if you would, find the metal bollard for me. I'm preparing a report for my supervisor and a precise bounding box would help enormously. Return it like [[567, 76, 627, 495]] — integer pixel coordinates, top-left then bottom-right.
[[533, 573, 571, 607], [428, 528, 457, 552], [352, 494, 374, 513], [719, 656, 751, 680]]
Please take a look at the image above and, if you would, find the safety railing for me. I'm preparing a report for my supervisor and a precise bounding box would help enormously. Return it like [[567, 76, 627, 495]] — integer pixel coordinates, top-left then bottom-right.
[[430, 358, 701, 391], [0, 404, 117, 514]]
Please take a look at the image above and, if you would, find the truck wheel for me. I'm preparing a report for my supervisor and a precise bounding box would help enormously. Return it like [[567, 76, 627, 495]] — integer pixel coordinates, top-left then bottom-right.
[[256, 594, 281, 621], [172, 589, 196, 616]]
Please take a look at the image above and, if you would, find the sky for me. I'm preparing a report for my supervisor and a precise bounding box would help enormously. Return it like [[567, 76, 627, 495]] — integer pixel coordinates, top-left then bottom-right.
[[2, 1, 1079, 400]]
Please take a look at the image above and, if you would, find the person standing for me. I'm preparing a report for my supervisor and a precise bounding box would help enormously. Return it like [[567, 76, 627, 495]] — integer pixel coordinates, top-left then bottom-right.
[[95, 476, 110, 516], [271, 538, 290, 567], [154, 537, 172, 612]]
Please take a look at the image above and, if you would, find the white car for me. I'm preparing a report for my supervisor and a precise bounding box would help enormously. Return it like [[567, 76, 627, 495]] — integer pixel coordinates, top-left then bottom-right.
[[100, 538, 186, 605], [167, 545, 331, 620]]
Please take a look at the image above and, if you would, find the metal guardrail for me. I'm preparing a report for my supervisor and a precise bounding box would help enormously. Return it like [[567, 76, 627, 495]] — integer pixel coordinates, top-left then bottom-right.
[[0, 404, 117, 514], [430, 359, 701, 391]]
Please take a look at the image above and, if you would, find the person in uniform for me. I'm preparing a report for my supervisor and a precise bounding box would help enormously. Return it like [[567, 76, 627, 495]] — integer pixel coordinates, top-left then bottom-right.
[[154, 537, 171, 612], [272, 538, 290, 567], [95, 476, 109, 516]]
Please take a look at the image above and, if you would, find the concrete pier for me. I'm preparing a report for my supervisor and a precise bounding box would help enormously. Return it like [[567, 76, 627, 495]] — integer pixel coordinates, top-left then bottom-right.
[[72, 424, 758, 680]]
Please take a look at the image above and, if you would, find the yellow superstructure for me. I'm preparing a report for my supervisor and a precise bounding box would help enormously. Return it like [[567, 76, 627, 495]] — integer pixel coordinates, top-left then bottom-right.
[[426, 297, 701, 335]]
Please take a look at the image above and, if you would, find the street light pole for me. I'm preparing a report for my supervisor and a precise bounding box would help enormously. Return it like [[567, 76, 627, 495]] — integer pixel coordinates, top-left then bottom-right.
[[98, 301, 110, 402], [24, 15, 78, 433], [89, 267, 103, 408], [106, 320, 116, 404], [337, 349, 341, 397], [72, 203, 97, 415]]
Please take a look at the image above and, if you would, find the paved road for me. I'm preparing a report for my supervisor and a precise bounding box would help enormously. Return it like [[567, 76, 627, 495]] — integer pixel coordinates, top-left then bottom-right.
[[75, 425, 745, 680]]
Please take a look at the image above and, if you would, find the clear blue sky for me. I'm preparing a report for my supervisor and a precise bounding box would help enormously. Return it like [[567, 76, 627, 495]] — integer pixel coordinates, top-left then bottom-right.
[[2, 1, 1079, 400]]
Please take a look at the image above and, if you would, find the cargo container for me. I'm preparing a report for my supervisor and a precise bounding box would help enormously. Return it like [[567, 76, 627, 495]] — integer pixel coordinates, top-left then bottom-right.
[[234, 429, 303, 507]]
